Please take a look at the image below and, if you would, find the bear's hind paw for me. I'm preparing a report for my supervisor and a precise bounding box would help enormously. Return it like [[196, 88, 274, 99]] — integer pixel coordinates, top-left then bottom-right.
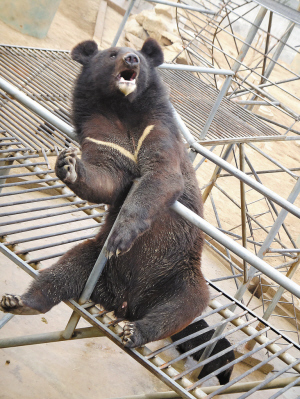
[[122, 321, 146, 348], [0, 294, 41, 315]]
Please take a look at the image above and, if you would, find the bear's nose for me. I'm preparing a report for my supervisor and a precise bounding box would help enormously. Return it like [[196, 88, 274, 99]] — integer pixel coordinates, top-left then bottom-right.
[[123, 53, 140, 67]]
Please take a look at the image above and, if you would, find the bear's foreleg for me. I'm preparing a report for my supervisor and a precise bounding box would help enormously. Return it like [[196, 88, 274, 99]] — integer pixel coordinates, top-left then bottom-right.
[[0, 239, 101, 315], [55, 148, 128, 204]]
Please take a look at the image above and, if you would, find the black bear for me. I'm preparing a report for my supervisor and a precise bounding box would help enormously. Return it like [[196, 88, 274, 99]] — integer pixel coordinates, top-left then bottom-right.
[[0, 38, 209, 348], [172, 319, 235, 385]]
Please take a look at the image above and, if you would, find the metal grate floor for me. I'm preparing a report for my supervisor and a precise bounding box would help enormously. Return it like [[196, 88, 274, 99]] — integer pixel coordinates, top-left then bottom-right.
[[0, 45, 283, 148], [0, 44, 300, 398]]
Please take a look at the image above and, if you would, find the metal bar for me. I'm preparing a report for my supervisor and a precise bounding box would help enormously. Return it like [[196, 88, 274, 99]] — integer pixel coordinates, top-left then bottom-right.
[[202, 144, 234, 202], [111, 0, 137, 47], [171, 201, 300, 297], [145, 301, 235, 359], [159, 64, 233, 75], [112, 376, 300, 399], [176, 327, 271, 382], [0, 213, 100, 236], [0, 313, 14, 329], [269, 376, 300, 398], [268, 249, 300, 254], [239, 143, 248, 283], [244, 154, 297, 249], [0, 204, 102, 227], [220, 167, 300, 177], [69, 301, 207, 399], [174, 108, 300, 219], [62, 181, 139, 340], [5, 223, 98, 246], [245, 257, 300, 351], [200, 75, 232, 138], [146, 0, 216, 13], [247, 143, 299, 180], [251, 0, 300, 24], [188, 336, 279, 391], [0, 199, 88, 217], [0, 326, 105, 348], [232, 177, 300, 305], [209, 193, 240, 288], [160, 311, 249, 368], [238, 358, 300, 399], [236, 100, 280, 105], [206, 344, 293, 398], [0, 77, 77, 141], [16, 234, 95, 254], [261, 11, 273, 84]]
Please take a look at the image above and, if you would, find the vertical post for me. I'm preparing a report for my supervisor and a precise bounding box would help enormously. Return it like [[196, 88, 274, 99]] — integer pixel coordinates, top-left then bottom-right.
[[239, 143, 248, 283], [202, 144, 235, 203], [111, 0, 137, 47]]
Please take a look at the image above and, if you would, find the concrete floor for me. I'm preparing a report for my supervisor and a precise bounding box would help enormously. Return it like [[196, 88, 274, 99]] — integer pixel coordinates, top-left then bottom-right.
[[1, 1, 300, 398]]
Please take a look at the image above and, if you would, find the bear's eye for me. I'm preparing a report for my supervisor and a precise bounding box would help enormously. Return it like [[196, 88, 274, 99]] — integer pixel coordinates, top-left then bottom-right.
[[110, 52, 117, 59]]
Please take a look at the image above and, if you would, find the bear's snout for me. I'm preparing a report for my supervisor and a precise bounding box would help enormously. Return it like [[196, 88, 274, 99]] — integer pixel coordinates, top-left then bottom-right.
[[123, 53, 140, 67]]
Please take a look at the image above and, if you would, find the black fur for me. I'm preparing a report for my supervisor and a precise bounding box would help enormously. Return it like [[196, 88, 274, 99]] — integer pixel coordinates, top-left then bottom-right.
[[172, 319, 235, 385], [0, 39, 210, 348]]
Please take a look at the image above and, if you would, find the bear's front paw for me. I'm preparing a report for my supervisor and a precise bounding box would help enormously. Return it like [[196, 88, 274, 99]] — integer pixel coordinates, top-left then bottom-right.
[[55, 147, 78, 184], [122, 322, 146, 348], [106, 219, 150, 257], [0, 294, 41, 315]]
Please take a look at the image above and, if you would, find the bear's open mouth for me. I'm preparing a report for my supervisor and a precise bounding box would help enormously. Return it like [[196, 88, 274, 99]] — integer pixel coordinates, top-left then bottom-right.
[[116, 69, 138, 96], [118, 70, 137, 81]]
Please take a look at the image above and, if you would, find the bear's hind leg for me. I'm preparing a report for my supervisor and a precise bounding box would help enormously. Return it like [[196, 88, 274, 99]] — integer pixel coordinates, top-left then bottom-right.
[[123, 289, 209, 348], [0, 239, 101, 315]]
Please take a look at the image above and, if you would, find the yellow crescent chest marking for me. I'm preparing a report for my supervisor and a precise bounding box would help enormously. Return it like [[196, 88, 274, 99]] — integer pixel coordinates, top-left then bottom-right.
[[85, 125, 155, 164]]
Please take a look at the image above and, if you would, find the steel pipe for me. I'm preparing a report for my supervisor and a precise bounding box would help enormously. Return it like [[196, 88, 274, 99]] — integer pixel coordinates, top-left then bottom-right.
[[171, 201, 300, 298], [159, 64, 234, 75], [174, 108, 300, 219], [0, 77, 77, 141]]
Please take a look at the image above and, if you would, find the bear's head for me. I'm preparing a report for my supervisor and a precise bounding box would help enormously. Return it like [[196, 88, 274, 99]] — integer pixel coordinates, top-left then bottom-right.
[[71, 38, 164, 101]]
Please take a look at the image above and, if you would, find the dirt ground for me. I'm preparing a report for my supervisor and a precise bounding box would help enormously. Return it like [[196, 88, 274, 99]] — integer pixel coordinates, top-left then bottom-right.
[[0, 1, 300, 398]]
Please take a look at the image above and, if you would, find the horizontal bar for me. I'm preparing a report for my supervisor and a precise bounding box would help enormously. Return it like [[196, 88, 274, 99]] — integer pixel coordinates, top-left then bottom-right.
[[267, 248, 300, 254], [0, 77, 77, 141], [5, 223, 98, 245], [112, 376, 300, 399], [171, 201, 300, 298], [235, 100, 280, 105], [145, 0, 217, 13], [0, 326, 105, 348], [159, 64, 234, 75]]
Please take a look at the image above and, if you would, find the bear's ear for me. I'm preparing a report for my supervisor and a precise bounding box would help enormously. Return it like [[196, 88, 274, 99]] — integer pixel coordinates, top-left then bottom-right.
[[71, 40, 98, 65], [140, 38, 164, 67]]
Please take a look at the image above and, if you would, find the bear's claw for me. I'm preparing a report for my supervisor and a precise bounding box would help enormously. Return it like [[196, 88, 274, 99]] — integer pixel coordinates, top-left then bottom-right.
[[55, 147, 78, 184], [107, 218, 150, 257], [0, 294, 41, 315], [122, 322, 145, 348]]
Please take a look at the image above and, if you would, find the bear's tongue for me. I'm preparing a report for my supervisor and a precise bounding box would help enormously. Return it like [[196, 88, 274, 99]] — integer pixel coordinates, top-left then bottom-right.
[[117, 70, 137, 96]]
